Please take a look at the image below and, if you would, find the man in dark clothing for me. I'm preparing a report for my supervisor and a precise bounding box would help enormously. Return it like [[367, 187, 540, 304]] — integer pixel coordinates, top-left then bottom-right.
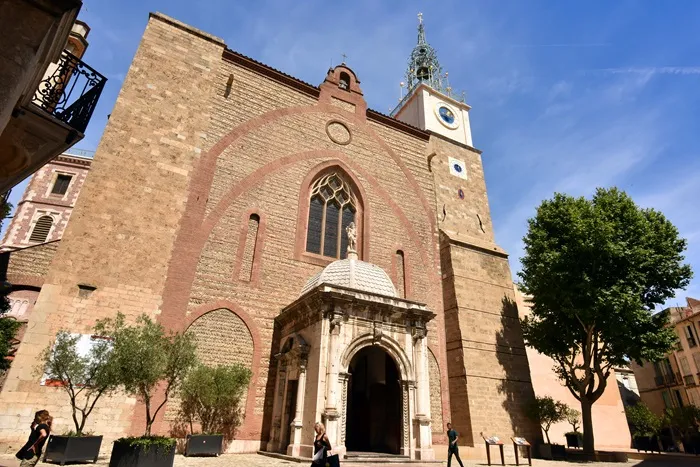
[[447, 422, 465, 467]]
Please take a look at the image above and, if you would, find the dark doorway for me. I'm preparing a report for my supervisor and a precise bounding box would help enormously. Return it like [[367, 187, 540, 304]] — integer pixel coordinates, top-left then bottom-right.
[[346, 346, 402, 454], [281, 380, 297, 453]]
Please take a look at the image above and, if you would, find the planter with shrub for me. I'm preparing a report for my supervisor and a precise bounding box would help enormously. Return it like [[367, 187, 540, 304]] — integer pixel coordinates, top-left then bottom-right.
[[526, 396, 568, 459], [109, 437, 176, 467], [179, 363, 252, 456], [565, 432, 583, 449], [625, 403, 662, 453], [37, 328, 120, 464], [44, 433, 103, 465], [98, 313, 197, 467], [563, 406, 582, 449], [184, 434, 223, 457]]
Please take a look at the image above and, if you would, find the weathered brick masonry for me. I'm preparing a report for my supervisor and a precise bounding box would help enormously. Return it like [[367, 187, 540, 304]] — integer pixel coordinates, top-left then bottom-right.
[[0, 12, 538, 454]]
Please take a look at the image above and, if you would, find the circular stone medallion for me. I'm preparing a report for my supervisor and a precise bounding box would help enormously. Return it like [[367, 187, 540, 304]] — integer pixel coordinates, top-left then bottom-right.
[[326, 120, 352, 145]]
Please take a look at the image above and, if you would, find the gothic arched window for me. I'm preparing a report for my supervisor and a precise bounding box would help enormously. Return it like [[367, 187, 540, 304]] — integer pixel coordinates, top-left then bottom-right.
[[305, 172, 357, 259]]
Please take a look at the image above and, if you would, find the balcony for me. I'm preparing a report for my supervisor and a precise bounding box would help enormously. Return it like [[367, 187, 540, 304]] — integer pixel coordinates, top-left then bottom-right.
[[0, 51, 105, 193], [654, 373, 683, 387], [684, 374, 697, 387]]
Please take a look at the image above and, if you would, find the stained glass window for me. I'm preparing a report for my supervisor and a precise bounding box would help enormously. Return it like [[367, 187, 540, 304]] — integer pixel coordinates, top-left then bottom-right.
[[306, 172, 357, 259]]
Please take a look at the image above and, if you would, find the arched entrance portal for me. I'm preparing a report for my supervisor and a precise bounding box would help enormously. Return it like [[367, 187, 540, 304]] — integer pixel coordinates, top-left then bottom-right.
[[346, 346, 402, 454]]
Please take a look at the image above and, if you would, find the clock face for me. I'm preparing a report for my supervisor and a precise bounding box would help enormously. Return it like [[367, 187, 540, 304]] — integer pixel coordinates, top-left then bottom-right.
[[434, 103, 459, 129], [439, 106, 455, 124]]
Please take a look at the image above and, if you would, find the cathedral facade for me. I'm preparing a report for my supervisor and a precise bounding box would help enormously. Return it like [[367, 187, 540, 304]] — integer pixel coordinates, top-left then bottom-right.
[[0, 13, 539, 458]]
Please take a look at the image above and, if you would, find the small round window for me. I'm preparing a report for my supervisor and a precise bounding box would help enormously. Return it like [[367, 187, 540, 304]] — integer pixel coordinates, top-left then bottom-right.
[[434, 103, 459, 129]]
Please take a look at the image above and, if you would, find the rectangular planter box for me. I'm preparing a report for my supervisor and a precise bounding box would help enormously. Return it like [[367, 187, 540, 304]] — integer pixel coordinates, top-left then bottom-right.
[[565, 433, 583, 449], [44, 435, 102, 465], [185, 434, 223, 457], [538, 443, 567, 460], [108, 439, 175, 467]]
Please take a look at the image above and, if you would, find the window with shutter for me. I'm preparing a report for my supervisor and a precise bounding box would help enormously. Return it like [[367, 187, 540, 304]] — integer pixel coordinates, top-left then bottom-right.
[[29, 216, 53, 243], [686, 325, 697, 348]]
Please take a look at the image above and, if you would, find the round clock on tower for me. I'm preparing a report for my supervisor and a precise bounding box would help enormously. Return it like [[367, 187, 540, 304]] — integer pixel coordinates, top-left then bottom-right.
[[391, 14, 473, 147]]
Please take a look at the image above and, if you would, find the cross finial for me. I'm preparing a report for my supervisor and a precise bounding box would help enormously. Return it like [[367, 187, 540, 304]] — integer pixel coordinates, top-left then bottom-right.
[[418, 12, 423, 24], [341, 53, 347, 64]]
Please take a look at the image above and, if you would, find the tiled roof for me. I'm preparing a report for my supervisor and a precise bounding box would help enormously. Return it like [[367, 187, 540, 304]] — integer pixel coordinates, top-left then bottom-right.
[[300, 258, 397, 298]]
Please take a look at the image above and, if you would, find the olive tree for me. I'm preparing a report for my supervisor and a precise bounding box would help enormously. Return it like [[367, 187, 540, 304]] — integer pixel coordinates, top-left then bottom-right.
[[525, 396, 567, 444], [96, 313, 197, 437], [37, 331, 118, 435], [179, 363, 252, 440]]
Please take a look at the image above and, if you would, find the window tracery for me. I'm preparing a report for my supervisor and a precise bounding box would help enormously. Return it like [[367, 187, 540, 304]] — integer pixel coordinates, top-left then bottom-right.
[[305, 172, 357, 259]]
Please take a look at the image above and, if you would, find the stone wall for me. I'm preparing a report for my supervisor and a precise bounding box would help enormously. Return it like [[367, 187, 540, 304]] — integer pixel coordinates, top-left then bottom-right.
[[0, 12, 225, 450], [432, 133, 539, 446], [1, 241, 59, 286]]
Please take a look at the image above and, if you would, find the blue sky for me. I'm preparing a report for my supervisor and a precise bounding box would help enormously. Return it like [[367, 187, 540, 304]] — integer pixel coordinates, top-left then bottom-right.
[[6, 0, 700, 307]]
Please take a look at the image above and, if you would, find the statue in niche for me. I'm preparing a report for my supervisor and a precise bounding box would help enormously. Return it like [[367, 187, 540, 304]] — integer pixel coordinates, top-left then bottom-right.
[[346, 221, 357, 254]]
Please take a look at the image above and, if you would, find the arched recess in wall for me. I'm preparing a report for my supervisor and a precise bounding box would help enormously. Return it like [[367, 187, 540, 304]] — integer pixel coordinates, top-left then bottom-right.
[[235, 212, 264, 284], [427, 347, 444, 434], [165, 308, 256, 421], [395, 250, 406, 298]]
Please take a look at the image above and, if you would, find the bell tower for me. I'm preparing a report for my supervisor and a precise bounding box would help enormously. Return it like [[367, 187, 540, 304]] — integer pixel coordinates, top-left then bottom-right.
[[391, 14, 473, 147]]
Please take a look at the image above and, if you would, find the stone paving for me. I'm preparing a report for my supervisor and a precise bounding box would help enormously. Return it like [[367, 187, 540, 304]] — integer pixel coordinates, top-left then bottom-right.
[[0, 452, 695, 467]]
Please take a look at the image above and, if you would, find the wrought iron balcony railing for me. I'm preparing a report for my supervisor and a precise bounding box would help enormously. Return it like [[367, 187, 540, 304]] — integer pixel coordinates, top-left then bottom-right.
[[654, 373, 683, 387], [684, 374, 696, 386], [32, 51, 106, 134]]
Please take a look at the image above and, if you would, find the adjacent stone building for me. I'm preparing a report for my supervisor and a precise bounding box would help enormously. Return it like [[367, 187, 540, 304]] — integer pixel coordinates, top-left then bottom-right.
[[631, 298, 700, 415], [0, 13, 540, 459]]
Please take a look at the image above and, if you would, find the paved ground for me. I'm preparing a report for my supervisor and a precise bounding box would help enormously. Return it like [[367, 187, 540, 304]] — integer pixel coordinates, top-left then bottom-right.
[[0, 452, 695, 466]]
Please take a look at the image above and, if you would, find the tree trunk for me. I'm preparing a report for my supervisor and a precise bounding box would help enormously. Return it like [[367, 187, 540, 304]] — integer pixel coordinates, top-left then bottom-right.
[[581, 398, 595, 455]]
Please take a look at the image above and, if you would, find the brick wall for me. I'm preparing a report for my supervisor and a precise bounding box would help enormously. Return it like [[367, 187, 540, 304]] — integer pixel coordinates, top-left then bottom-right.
[[1, 155, 90, 249], [173, 59, 449, 442]]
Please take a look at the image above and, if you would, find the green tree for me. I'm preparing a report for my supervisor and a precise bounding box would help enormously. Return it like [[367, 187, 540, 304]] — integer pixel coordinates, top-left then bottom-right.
[[36, 330, 119, 435], [525, 396, 567, 444], [665, 406, 700, 440], [96, 313, 197, 437], [179, 364, 252, 440], [0, 197, 20, 374], [563, 406, 581, 433], [519, 188, 692, 454], [0, 280, 20, 373], [625, 403, 662, 438]]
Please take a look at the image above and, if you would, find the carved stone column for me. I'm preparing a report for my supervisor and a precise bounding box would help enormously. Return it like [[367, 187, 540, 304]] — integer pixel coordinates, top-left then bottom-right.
[[267, 357, 286, 452], [277, 363, 291, 454], [323, 308, 343, 447], [288, 356, 308, 457], [337, 372, 350, 457], [412, 322, 434, 460], [401, 380, 414, 458]]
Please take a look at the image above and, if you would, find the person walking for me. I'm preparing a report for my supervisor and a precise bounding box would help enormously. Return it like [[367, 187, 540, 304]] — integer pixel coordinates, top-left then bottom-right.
[[312, 422, 332, 466], [16, 410, 51, 466], [447, 422, 465, 467]]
